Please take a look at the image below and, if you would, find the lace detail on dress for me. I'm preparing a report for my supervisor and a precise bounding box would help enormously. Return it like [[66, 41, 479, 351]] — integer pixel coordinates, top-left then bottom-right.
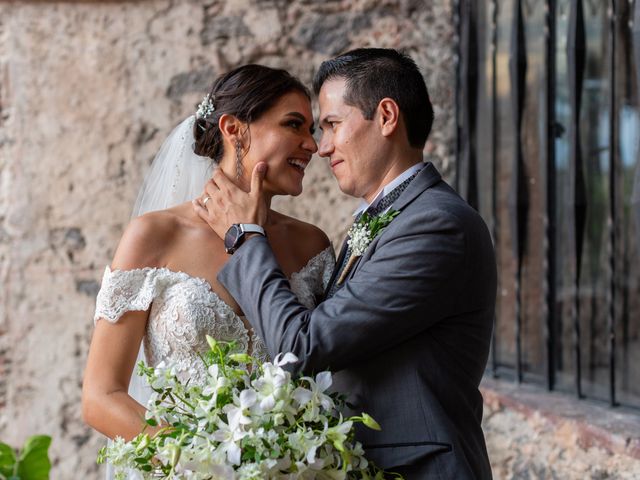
[[93, 246, 335, 384], [95, 266, 250, 384], [290, 245, 335, 306]]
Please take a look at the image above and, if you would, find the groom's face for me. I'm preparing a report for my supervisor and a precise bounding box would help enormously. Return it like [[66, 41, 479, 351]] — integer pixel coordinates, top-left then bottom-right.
[[317, 78, 386, 201]]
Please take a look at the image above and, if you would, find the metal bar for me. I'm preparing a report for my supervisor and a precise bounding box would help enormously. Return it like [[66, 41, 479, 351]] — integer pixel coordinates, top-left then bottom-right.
[[490, 0, 500, 377], [624, 0, 640, 409], [509, 0, 529, 384], [459, 0, 479, 209], [544, 0, 557, 391], [607, 0, 617, 407], [567, 0, 587, 399]]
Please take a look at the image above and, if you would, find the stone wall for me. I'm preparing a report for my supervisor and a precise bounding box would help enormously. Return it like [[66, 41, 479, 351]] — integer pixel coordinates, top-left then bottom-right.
[[0, 1, 455, 477], [481, 379, 640, 479]]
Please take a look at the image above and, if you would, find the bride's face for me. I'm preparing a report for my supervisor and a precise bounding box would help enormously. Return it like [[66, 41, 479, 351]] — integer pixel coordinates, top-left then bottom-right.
[[242, 91, 317, 197]]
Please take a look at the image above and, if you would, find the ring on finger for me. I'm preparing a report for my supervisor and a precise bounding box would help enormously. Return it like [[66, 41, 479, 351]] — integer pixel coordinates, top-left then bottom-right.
[[203, 196, 211, 206]]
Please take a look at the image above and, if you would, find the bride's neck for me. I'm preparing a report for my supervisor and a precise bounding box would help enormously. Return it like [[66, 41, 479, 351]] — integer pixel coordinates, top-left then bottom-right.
[[217, 160, 274, 211]]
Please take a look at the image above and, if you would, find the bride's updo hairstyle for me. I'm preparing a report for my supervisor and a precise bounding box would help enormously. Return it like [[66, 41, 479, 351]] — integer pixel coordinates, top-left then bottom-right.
[[193, 64, 310, 163]]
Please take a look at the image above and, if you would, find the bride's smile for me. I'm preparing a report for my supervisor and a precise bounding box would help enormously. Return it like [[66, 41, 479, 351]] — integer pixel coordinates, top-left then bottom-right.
[[219, 90, 317, 198]]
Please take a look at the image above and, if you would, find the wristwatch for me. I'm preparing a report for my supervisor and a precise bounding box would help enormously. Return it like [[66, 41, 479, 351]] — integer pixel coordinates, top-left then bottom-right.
[[224, 223, 266, 254]]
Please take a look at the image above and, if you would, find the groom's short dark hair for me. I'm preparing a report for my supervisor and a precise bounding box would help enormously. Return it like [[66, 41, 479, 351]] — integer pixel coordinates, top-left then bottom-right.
[[313, 48, 434, 149]]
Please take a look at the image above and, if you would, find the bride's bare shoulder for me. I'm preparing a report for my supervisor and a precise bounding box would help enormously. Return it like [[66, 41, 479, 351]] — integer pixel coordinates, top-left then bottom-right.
[[110, 210, 181, 271], [271, 211, 331, 259]]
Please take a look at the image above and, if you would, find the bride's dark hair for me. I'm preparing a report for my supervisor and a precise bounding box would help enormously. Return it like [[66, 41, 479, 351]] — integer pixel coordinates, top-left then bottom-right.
[[193, 64, 310, 163]]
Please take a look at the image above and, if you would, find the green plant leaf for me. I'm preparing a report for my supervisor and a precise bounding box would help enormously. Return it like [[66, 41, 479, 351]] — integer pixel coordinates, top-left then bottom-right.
[[16, 435, 51, 480], [0, 442, 16, 478]]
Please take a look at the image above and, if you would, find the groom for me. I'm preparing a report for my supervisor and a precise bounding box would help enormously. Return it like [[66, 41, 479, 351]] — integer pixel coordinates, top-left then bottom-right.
[[195, 48, 496, 479]]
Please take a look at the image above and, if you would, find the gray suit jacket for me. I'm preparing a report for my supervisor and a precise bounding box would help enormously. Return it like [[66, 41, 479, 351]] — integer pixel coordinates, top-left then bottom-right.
[[218, 163, 496, 479]]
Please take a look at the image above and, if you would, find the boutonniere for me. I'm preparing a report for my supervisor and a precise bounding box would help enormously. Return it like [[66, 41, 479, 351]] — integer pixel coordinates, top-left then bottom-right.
[[337, 209, 400, 285]]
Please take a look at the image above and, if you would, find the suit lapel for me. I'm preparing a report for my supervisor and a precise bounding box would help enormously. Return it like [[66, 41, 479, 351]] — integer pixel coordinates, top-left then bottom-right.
[[323, 238, 349, 298], [346, 162, 443, 279], [391, 161, 442, 212], [325, 163, 443, 293]]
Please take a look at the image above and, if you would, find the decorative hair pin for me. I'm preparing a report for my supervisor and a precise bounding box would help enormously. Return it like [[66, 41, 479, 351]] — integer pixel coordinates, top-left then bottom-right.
[[196, 94, 216, 120]]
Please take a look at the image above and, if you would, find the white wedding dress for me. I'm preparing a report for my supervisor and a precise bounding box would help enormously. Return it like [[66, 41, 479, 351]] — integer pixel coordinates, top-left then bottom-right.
[[94, 246, 335, 480], [94, 246, 335, 381]]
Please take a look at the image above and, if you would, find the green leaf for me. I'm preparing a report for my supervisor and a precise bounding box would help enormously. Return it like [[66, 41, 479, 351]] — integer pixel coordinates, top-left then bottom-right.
[[16, 435, 51, 480], [0, 442, 16, 478], [146, 418, 158, 427]]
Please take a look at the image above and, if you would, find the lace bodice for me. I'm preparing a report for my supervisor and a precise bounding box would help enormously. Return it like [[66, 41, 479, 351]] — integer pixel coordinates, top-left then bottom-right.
[[94, 246, 335, 384]]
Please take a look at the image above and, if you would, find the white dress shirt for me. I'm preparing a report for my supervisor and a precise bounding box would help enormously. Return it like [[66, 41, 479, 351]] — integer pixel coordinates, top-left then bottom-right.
[[353, 162, 425, 217]]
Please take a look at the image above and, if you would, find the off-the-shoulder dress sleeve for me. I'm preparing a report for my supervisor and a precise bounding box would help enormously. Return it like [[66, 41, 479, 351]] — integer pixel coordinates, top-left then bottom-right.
[[93, 266, 171, 324]]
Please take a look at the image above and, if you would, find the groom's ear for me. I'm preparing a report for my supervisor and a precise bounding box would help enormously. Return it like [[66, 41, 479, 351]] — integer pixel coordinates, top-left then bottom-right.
[[376, 98, 400, 138], [218, 114, 247, 143]]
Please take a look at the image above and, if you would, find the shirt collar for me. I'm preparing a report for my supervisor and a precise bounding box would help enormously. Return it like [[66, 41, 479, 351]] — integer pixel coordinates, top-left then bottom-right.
[[353, 162, 425, 217]]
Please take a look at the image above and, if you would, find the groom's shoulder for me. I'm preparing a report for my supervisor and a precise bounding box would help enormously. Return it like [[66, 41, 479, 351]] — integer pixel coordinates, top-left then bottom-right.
[[112, 211, 177, 270]]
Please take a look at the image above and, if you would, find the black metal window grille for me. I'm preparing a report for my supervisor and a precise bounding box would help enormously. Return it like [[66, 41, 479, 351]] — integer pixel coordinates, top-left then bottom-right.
[[454, 0, 640, 409]]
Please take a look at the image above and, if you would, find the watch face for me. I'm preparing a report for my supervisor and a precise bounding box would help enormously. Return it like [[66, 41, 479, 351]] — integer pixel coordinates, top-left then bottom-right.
[[224, 225, 242, 252]]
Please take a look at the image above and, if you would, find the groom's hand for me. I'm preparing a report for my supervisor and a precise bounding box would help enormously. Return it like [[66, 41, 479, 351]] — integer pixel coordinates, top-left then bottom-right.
[[193, 162, 268, 239]]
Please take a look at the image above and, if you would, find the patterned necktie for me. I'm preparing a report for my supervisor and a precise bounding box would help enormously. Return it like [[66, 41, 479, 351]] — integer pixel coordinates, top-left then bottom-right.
[[325, 171, 419, 299]]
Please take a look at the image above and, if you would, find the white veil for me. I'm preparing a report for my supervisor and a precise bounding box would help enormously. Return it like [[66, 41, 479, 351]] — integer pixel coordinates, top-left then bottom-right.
[[132, 115, 214, 217], [129, 115, 213, 402], [106, 115, 214, 480]]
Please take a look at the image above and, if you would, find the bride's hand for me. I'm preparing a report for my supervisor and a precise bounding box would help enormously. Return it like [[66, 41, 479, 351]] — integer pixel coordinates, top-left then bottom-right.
[[193, 162, 268, 238]]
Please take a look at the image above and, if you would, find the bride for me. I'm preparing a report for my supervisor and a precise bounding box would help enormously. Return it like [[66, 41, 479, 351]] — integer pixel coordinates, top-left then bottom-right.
[[81, 65, 335, 472]]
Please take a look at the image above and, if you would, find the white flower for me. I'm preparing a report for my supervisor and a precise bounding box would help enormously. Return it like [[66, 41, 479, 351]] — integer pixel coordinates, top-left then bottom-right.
[[252, 361, 291, 412], [292, 371, 334, 421], [347, 209, 400, 258], [326, 419, 353, 453], [101, 344, 384, 478], [288, 429, 326, 465], [212, 403, 249, 465], [196, 94, 215, 119], [202, 364, 228, 397], [274, 352, 298, 367], [106, 436, 137, 470], [347, 223, 372, 256], [237, 462, 262, 479]]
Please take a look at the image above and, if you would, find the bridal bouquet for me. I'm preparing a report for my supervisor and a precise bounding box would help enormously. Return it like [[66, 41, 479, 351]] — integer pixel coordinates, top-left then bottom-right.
[[98, 337, 389, 479]]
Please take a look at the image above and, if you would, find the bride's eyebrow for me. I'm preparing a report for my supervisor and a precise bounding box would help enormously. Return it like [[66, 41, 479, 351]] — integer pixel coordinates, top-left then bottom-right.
[[284, 111, 315, 132], [284, 112, 307, 122]]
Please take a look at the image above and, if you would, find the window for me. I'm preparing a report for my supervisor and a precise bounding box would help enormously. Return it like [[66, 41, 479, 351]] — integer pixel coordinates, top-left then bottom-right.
[[455, 0, 640, 408]]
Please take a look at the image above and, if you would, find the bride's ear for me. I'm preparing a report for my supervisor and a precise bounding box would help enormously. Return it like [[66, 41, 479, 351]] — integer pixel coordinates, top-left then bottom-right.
[[218, 114, 247, 145]]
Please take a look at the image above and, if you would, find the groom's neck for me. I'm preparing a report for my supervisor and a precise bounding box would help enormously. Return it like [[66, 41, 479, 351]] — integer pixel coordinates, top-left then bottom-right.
[[362, 152, 423, 204]]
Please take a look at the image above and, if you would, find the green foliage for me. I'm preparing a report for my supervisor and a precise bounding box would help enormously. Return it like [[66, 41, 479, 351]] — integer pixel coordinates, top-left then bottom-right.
[[101, 340, 393, 479], [357, 210, 400, 238], [0, 435, 51, 480]]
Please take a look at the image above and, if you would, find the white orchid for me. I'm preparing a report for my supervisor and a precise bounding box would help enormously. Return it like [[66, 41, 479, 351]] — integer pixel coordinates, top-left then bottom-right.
[[104, 436, 137, 471], [99, 342, 385, 479], [252, 360, 291, 412], [293, 371, 335, 421], [202, 364, 227, 397]]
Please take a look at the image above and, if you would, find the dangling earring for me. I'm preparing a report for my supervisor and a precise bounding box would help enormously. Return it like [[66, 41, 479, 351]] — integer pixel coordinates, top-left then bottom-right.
[[235, 140, 244, 180]]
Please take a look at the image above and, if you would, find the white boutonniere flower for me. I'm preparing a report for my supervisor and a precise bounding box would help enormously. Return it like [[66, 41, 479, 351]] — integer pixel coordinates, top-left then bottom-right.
[[337, 209, 400, 284]]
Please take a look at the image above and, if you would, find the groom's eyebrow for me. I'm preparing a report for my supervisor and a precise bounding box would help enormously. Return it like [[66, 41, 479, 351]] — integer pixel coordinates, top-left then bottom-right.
[[318, 115, 333, 131]]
